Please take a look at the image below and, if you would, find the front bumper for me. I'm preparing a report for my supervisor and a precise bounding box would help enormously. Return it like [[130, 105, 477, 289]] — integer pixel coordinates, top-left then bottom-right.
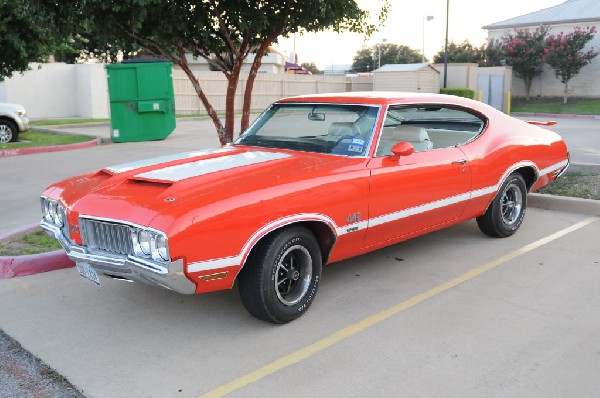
[[16, 114, 29, 132], [41, 220, 197, 294]]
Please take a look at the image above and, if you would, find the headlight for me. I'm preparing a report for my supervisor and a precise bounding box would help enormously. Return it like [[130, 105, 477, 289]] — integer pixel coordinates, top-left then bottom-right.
[[41, 198, 52, 222], [138, 230, 152, 255], [153, 234, 169, 261], [54, 205, 65, 227]]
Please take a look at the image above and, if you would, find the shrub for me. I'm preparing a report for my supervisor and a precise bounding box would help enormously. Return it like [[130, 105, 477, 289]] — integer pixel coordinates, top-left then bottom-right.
[[440, 88, 475, 99]]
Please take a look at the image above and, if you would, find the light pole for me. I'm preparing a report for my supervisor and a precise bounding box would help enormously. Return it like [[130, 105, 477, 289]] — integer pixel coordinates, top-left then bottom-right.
[[443, 0, 450, 88], [422, 16, 434, 63], [378, 38, 387, 69]]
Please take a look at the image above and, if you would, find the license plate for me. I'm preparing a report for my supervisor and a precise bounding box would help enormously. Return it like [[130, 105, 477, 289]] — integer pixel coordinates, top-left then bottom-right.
[[76, 262, 101, 286]]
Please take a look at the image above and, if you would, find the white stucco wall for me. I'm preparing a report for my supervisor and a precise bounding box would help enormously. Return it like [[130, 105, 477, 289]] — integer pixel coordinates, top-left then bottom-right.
[[487, 22, 600, 98], [1, 63, 109, 119]]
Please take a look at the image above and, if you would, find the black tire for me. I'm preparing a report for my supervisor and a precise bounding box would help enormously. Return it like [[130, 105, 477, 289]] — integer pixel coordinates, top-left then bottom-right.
[[238, 226, 322, 323], [0, 119, 18, 143], [477, 173, 527, 238]]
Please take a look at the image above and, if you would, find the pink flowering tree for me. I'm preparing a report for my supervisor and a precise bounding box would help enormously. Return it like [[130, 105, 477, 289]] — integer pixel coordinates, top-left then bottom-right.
[[500, 27, 548, 100], [543, 26, 598, 104]]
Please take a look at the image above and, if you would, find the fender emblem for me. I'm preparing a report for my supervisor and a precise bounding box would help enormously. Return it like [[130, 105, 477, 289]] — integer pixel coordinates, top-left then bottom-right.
[[346, 212, 361, 223]]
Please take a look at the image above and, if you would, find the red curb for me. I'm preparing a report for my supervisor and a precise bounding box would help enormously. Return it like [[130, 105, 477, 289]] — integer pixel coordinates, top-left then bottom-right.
[[0, 224, 75, 279], [0, 139, 99, 157], [0, 250, 74, 279]]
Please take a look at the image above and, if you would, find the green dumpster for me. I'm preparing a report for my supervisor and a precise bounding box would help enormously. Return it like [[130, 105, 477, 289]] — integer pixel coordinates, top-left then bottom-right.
[[106, 60, 176, 143]]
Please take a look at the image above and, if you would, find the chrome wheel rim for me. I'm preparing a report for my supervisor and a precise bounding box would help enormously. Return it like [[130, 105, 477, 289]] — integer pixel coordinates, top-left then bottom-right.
[[275, 245, 312, 306], [501, 182, 523, 225], [0, 125, 12, 143]]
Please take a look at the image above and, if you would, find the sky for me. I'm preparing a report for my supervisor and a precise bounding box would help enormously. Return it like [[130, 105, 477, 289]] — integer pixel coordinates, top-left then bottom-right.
[[274, 0, 566, 69]]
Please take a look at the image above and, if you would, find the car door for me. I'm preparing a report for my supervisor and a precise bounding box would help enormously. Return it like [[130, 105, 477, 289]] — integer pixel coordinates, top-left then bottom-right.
[[363, 104, 484, 248]]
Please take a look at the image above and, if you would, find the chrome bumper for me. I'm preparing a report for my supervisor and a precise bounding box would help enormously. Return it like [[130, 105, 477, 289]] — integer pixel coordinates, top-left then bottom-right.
[[41, 220, 197, 294]]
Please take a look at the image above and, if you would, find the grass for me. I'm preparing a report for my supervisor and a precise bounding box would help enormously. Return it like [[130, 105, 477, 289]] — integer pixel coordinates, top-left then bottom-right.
[[0, 231, 62, 256], [537, 172, 600, 200], [30, 118, 109, 126], [512, 97, 600, 115], [0, 129, 94, 150]]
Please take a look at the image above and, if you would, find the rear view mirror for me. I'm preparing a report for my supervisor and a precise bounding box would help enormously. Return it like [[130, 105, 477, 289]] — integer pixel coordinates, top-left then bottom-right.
[[308, 112, 325, 121], [390, 141, 415, 160]]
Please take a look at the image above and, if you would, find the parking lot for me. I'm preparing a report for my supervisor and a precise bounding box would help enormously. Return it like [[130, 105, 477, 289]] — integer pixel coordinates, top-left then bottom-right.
[[1, 118, 600, 397]]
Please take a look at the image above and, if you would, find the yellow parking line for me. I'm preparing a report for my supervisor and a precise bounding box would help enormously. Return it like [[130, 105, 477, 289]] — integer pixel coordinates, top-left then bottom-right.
[[200, 216, 599, 398]]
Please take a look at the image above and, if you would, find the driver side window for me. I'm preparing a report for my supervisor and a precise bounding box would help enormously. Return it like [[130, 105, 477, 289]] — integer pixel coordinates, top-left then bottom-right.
[[375, 105, 485, 157]]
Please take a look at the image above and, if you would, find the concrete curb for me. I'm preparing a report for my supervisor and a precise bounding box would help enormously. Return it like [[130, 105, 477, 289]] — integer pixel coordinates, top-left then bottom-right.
[[529, 193, 600, 216], [0, 137, 100, 157], [0, 224, 74, 279]]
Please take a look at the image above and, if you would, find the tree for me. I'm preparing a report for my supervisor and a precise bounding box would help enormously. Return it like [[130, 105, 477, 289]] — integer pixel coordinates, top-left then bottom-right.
[[500, 27, 548, 100], [351, 43, 422, 72], [478, 39, 505, 67], [66, 0, 389, 145], [53, 33, 140, 64], [432, 40, 479, 63], [0, 0, 68, 79], [543, 26, 598, 104], [301, 62, 323, 75]]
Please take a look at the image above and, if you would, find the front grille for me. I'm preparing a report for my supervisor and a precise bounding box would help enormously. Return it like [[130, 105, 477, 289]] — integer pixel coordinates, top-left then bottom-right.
[[80, 218, 134, 256]]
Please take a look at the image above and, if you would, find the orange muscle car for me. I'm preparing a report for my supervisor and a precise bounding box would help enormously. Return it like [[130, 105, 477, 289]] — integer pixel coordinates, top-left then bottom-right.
[[41, 92, 569, 323]]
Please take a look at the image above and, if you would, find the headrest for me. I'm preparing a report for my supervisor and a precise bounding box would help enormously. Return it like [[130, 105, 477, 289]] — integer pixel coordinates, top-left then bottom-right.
[[392, 126, 428, 143], [328, 122, 354, 136]]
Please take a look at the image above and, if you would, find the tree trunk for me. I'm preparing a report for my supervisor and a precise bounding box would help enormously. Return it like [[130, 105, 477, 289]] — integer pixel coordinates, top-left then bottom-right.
[[524, 77, 532, 101], [563, 81, 569, 104], [178, 61, 227, 146], [224, 62, 243, 143], [241, 33, 283, 132]]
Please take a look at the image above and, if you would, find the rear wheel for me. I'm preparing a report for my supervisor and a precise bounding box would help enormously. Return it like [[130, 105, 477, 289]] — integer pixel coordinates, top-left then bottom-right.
[[477, 173, 527, 238], [0, 120, 18, 143], [238, 226, 322, 323]]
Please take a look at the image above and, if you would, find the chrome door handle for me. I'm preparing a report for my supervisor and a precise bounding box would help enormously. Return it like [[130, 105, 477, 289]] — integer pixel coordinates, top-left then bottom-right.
[[452, 159, 467, 165]]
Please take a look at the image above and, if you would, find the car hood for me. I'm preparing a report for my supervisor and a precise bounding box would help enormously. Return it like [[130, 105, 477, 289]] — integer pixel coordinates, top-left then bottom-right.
[[0, 102, 25, 113], [60, 146, 359, 229]]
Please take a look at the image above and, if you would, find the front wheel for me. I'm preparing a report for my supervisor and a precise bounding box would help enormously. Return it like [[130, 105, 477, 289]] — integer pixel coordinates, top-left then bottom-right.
[[0, 120, 18, 143], [238, 226, 322, 323], [477, 173, 527, 238]]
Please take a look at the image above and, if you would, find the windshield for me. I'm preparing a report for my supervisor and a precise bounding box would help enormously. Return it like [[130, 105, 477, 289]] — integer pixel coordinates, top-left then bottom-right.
[[235, 103, 379, 156]]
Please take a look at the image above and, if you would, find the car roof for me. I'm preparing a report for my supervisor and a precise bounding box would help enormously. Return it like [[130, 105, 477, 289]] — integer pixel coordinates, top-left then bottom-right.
[[276, 91, 478, 106]]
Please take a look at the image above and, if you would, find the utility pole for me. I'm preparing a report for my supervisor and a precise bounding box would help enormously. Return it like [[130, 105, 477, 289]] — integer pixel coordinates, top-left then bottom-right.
[[443, 0, 450, 88]]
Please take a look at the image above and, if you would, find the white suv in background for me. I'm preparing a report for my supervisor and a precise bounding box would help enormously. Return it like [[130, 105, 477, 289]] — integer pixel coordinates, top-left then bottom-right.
[[0, 102, 29, 143]]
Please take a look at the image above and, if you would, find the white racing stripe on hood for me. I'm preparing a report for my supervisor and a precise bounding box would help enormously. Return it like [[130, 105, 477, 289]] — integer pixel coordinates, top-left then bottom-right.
[[105, 148, 235, 174], [134, 151, 291, 182]]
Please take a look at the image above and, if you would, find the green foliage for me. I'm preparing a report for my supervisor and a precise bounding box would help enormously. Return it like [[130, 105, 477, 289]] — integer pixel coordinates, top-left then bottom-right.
[[352, 43, 422, 72], [0, 1, 52, 79], [301, 62, 323, 75], [433, 40, 479, 64], [478, 39, 505, 67], [440, 88, 475, 99]]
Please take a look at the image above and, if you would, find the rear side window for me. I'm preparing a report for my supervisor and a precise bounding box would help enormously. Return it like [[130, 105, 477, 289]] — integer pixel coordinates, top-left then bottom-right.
[[376, 105, 486, 156]]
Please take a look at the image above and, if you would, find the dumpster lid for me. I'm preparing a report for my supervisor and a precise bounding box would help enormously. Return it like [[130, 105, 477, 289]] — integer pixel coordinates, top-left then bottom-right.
[[121, 57, 170, 64]]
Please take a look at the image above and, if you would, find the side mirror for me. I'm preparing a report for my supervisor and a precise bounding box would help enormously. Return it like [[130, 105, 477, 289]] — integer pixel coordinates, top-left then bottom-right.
[[390, 142, 415, 160]]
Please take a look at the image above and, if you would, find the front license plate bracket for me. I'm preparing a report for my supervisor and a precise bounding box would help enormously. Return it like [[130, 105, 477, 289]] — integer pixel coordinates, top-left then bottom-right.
[[76, 262, 101, 286]]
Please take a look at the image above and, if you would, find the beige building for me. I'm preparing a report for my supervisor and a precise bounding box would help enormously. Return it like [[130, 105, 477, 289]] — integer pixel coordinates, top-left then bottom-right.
[[483, 0, 600, 98]]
